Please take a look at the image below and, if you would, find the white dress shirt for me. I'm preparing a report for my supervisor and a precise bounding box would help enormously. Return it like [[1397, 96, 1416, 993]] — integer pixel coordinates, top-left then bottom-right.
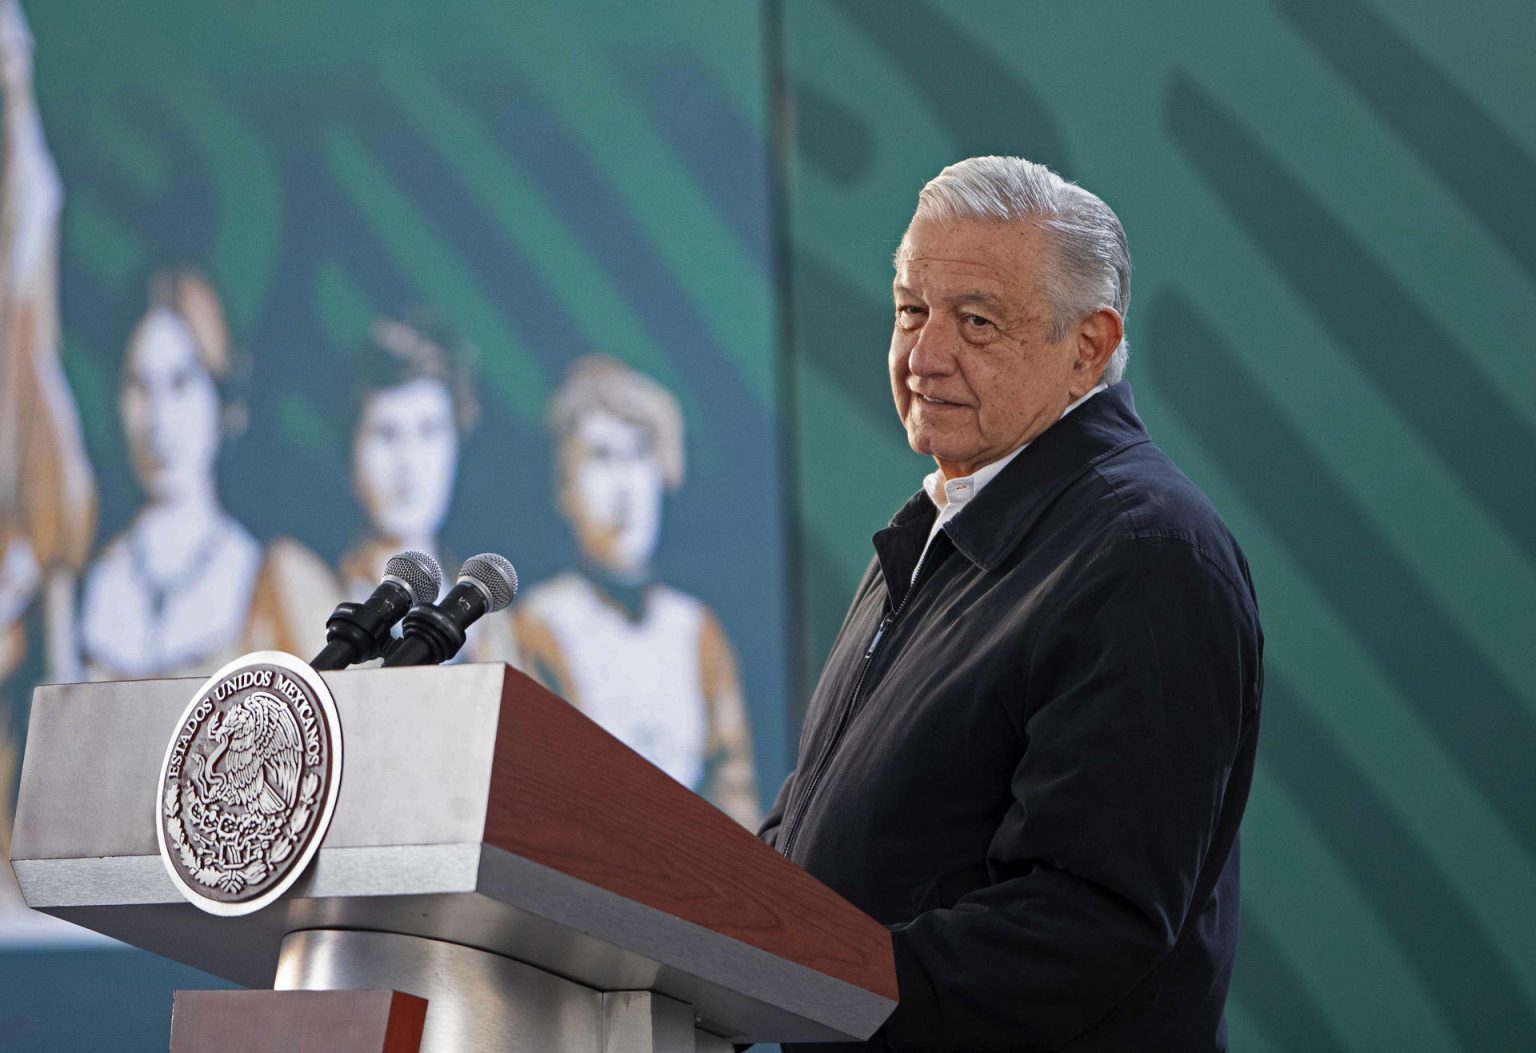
[[914, 384, 1108, 581]]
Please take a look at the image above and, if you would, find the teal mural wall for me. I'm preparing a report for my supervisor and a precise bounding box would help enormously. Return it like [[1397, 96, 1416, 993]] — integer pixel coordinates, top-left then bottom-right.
[[0, 2, 788, 1048], [779, 1, 1536, 1050]]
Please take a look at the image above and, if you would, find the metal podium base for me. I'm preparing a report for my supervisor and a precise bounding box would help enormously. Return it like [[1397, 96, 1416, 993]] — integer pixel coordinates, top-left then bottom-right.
[[273, 929, 733, 1053]]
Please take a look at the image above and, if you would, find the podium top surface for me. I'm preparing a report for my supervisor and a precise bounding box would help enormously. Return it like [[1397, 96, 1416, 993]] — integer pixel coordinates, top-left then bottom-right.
[[11, 663, 896, 1044]]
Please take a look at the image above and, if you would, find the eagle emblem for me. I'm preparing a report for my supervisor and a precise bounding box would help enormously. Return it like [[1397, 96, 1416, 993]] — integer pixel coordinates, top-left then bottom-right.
[[157, 651, 343, 916], [198, 692, 303, 818]]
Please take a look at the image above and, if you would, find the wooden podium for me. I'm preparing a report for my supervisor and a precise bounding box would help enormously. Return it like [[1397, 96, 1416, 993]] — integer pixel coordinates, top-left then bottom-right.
[[8, 664, 896, 1051]]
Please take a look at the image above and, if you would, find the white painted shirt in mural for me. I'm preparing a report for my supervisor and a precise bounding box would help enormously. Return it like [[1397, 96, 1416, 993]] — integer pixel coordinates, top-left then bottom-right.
[[79, 515, 262, 678], [522, 571, 708, 791]]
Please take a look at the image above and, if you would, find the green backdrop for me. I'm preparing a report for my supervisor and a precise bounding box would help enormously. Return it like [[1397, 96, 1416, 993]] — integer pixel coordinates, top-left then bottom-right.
[[779, 2, 1536, 1050]]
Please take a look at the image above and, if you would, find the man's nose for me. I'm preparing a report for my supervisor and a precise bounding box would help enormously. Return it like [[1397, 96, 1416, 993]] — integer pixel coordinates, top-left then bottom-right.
[[907, 321, 957, 376]]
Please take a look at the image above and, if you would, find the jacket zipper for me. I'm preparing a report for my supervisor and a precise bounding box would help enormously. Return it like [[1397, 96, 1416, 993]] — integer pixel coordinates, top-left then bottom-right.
[[780, 543, 937, 859]]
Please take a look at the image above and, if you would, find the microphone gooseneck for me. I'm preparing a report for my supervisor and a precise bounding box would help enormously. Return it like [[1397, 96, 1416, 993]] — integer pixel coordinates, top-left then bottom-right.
[[382, 553, 518, 668], [310, 550, 444, 671]]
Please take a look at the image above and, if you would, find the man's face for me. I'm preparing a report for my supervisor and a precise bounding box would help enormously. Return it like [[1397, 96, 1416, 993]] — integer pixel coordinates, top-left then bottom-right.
[[560, 410, 663, 576], [352, 378, 459, 543], [890, 216, 1086, 479]]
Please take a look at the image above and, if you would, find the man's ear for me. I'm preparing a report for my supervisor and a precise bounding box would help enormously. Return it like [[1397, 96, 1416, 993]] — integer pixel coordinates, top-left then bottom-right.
[[1071, 307, 1124, 394]]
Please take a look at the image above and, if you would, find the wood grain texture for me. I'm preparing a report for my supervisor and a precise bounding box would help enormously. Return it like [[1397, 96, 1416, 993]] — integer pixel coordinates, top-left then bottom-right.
[[169, 989, 427, 1053], [483, 667, 898, 1001]]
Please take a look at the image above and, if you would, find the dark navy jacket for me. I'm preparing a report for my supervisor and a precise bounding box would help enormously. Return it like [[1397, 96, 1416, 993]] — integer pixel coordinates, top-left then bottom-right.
[[762, 383, 1263, 1052]]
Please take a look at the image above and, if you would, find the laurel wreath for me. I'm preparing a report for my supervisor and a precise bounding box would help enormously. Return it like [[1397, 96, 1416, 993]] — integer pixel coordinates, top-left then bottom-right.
[[269, 772, 319, 865], [163, 770, 322, 897]]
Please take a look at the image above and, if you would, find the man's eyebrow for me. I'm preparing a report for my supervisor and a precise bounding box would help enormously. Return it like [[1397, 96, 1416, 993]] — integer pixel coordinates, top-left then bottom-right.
[[892, 284, 1007, 310], [949, 290, 1006, 309]]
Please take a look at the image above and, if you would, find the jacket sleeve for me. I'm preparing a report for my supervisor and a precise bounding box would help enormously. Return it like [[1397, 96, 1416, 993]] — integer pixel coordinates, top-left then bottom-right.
[[882, 536, 1260, 1051], [756, 770, 794, 850], [760, 556, 887, 853]]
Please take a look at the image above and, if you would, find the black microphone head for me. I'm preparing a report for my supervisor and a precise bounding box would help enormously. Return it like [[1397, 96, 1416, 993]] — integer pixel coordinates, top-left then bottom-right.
[[384, 550, 443, 605], [458, 553, 518, 613]]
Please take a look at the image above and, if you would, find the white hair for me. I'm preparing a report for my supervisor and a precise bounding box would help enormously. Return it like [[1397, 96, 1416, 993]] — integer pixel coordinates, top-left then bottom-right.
[[907, 156, 1132, 384]]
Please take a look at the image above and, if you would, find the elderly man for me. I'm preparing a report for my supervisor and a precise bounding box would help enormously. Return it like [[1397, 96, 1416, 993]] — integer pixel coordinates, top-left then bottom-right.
[[760, 157, 1262, 1052]]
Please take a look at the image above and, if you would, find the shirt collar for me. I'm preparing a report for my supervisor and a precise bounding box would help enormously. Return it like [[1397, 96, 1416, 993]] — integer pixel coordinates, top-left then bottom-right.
[[921, 443, 1024, 519], [921, 383, 1109, 516], [884, 382, 1151, 576]]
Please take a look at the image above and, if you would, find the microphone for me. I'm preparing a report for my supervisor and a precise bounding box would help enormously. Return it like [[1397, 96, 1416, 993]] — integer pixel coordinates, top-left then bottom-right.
[[382, 553, 518, 667], [310, 551, 443, 671]]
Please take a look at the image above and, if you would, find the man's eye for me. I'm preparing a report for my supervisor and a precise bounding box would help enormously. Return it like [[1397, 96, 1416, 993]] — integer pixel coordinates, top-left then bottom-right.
[[896, 306, 926, 326], [963, 314, 993, 328]]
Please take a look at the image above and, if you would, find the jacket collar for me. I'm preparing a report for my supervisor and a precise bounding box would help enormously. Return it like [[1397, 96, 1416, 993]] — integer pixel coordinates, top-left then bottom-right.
[[884, 382, 1151, 579], [875, 487, 938, 605]]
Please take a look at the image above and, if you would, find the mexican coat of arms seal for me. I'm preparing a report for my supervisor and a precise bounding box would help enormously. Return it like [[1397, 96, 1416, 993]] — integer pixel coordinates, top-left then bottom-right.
[[156, 651, 343, 916]]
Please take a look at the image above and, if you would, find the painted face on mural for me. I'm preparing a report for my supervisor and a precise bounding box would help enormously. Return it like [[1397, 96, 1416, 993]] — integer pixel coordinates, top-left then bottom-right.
[[353, 377, 459, 544], [560, 409, 664, 576], [120, 307, 223, 504], [890, 216, 1115, 479]]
